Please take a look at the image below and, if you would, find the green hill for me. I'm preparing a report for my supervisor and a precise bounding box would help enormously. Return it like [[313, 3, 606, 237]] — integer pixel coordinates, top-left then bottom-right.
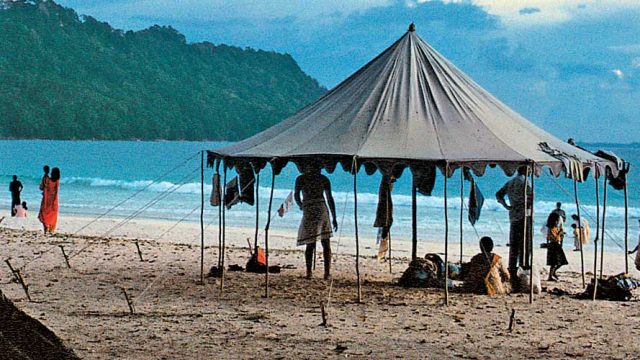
[[0, 0, 325, 140]]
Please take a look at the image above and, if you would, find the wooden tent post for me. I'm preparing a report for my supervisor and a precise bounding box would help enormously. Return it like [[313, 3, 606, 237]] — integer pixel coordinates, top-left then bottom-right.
[[593, 173, 600, 301], [264, 169, 276, 298], [574, 179, 585, 288], [522, 166, 529, 269], [459, 168, 464, 264], [600, 173, 608, 280], [220, 166, 227, 292], [200, 151, 205, 284], [443, 163, 449, 306], [254, 171, 260, 250], [529, 164, 535, 304], [217, 163, 222, 271], [624, 181, 629, 273], [353, 157, 362, 303], [412, 181, 418, 260]]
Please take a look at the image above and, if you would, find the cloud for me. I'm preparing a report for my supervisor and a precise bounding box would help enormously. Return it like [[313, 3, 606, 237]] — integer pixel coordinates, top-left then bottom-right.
[[519, 7, 541, 15]]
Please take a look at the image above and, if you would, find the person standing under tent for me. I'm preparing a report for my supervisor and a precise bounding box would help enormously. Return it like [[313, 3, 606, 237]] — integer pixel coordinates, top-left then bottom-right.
[[294, 162, 338, 280], [38, 167, 60, 234], [571, 214, 590, 251], [546, 212, 568, 281], [9, 175, 23, 217], [496, 167, 532, 282]]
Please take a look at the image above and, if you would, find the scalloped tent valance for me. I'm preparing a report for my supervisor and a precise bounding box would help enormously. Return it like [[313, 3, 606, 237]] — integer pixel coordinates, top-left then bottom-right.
[[208, 25, 617, 180]]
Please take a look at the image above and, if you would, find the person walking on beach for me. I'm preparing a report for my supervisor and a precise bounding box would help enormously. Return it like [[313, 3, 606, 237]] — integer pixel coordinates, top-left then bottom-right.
[[9, 175, 23, 216], [496, 167, 532, 280], [38, 167, 60, 234], [571, 214, 590, 251], [546, 212, 568, 281], [294, 162, 338, 280]]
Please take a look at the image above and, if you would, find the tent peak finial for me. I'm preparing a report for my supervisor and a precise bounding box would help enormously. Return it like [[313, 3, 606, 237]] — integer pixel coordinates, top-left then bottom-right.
[[408, 23, 416, 32]]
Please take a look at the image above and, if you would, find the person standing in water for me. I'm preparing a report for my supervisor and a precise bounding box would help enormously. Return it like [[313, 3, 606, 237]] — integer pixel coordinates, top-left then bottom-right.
[[294, 162, 338, 280], [9, 175, 23, 216], [38, 167, 60, 234]]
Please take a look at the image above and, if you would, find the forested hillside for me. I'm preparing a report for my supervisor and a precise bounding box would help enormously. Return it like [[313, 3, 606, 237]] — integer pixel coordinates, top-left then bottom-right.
[[0, 0, 325, 140]]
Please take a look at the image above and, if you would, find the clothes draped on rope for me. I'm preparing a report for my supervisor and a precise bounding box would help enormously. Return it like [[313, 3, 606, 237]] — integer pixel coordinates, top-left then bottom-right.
[[210, 173, 221, 206], [224, 176, 240, 210], [38, 177, 59, 233], [593, 150, 628, 190], [296, 199, 333, 246], [277, 191, 294, 217], [412, 164, 436, 196], [464, 169, 484, 225], [376, 227, 390, 262], [236, 163, 255, 205], [539, 142, 585, 181], [373, 175, 394, 261]]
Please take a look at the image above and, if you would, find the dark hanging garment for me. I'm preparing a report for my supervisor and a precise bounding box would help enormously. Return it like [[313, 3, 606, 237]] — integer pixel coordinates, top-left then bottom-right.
[[374, 175, 394, 228], [224, 177, 240, 210], [210, 173, 221, 207], [593, 150, 629, 191], [412, 164, 436, 196], [465, 169, 484, 225], [237, 163, 255, 205]]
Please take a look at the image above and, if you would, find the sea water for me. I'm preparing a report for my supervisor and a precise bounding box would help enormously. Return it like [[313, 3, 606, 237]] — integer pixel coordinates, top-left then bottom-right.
[[0, 140, 638, 252]]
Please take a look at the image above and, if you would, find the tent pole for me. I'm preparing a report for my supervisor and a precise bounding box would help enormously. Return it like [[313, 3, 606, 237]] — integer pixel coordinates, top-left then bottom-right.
[[353, 156, 362, 303], [412, 180, 417, 261], [593, 173, 600, 301], [444, 163, 449, 306], [574, 179, 585, 288], [217, 165, 222, 271], [529, 163, 535, 304], [254, 171, 260, 250], [220, 165, 227, 292], [388, 231, 392, 274], [459, 167, 464, 264], [264, 169, 276, 298], [600, 173, 608, 280], [200, 151, 205, 284], [624, 181, 629, 273], [522, 166, 529, 269]]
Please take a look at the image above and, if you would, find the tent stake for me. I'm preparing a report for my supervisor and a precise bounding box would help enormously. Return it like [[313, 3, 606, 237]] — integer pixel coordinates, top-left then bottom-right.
[[412, 181, 417, 261], [200, 151, 205, 284], [624, 181, 629, 273], [59, 245, 71, 268], [443, 163, 449, 306], [593, 174, 600, 300], [264, 169, 276, 298], [600, 173, 608, 280], [5, 260, 31, 302], [121, 288, 135, 315], [529, 164, 535, 304], [134, 241, 144, 262], [459, 168, 464, 264], [220, 166, 227, 292], [574, 179, 585, 288], [353, 157, 362, 303]]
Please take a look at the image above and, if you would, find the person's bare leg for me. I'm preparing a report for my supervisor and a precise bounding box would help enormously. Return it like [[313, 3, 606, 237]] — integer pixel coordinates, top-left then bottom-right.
[[321, 238, 331, 279], [305, 243, 315, 279]]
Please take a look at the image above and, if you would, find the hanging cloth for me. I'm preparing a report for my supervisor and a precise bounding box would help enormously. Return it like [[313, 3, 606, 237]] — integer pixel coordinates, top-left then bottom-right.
[[412, 164, 436, 196], [224, 176, 240, 210], [464, 168, 484, 225], [278, 191, 294, 217], [373, 175, 394, 228], [237, 163, 255, 205], [376, 227, 390, 262], [210, 173, 221, 206]]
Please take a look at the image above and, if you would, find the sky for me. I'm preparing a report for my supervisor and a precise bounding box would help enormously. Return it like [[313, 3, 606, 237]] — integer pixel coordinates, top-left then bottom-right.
[[56, 0, 640, 143]]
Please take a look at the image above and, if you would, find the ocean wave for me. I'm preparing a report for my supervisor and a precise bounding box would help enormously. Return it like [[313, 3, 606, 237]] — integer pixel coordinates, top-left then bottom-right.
[[60, 177, 639, 219]]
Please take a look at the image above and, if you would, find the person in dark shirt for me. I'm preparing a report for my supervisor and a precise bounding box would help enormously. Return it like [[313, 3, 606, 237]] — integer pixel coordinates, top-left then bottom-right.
[[9, 175, 23, 217]]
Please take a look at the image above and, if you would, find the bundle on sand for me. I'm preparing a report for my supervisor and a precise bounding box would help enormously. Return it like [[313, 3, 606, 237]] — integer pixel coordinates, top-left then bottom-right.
[[0, 289, 79, 360], [578, 273, 640, 301], [398, 254, 446, 288]]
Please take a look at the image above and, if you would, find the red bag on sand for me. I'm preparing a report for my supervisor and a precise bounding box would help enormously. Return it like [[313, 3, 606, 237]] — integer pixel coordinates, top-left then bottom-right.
[[256, 247, 266, 266]]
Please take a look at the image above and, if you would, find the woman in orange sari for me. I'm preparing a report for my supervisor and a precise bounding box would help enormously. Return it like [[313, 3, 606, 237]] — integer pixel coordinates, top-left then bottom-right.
[[38, 167, 60, 234]]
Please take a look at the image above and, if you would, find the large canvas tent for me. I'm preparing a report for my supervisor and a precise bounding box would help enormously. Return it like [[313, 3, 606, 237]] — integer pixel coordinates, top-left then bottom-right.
[[206, 24, 625, 304]]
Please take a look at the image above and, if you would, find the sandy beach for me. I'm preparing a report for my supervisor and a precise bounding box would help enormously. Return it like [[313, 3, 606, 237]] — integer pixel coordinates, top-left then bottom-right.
[[1, 214, 640, 359]]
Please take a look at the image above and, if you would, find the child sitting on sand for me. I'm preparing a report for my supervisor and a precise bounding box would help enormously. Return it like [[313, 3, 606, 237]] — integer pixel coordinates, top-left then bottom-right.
[[14, 201, 28, 217]]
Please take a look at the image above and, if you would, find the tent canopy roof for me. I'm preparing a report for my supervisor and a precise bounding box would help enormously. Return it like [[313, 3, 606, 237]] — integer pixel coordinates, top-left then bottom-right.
[[208, 24, 615, 178]]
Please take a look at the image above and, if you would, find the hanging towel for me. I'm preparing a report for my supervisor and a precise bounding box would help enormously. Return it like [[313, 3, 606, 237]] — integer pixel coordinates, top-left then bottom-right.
[[412, 164, 436, 196], [210, 173, 221, 206], [224, 177, 240, 210], [466, 173, 485, 225], [373, 175, 394, 228], [278, 191, 294, 217], [377, 227, 390, 262], [237, 163, 255, 205]]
